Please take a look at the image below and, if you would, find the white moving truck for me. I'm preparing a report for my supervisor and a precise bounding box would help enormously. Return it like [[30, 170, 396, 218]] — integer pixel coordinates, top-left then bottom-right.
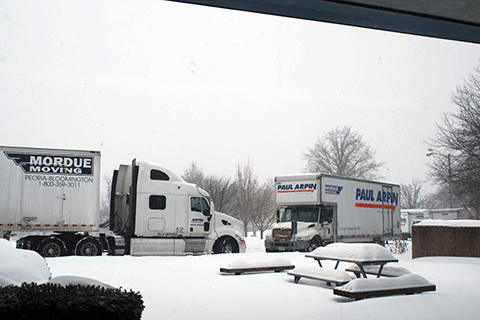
[[1, 146, 245, 257], [265, 174, 401, 252]]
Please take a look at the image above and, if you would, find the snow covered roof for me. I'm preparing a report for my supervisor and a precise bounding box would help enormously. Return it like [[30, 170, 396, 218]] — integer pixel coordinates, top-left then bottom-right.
[[416, 219, 480, 228]]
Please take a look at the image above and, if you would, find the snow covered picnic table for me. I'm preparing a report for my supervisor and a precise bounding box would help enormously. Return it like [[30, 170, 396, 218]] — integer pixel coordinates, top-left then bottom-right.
[[289, 243, 436, 300], [305, 243, 399, 278]]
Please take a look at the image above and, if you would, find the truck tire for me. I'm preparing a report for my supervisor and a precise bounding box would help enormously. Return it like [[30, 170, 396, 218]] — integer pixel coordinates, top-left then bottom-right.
[[75, 237, 103, 256], [213, 237, 239, 254], [307, 236, 323, 252], [37, 237, 66, 257]]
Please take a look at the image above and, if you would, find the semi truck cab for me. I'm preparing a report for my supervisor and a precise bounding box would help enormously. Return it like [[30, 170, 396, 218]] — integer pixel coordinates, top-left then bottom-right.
[[110, 160, 246, 255]]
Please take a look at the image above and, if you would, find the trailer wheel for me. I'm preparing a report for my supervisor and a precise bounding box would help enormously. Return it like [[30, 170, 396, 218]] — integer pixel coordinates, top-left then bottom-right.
[[75, 237, 102, 256], [37, 237, 66, 257], [213, 237, 239, 254]]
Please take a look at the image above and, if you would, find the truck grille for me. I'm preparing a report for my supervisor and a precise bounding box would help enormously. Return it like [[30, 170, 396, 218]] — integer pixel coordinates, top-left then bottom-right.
[[273, 228, 292, 240]]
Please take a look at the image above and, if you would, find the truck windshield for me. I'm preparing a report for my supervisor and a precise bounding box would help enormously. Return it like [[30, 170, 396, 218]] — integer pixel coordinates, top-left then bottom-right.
[[281, 207, 319, 223]]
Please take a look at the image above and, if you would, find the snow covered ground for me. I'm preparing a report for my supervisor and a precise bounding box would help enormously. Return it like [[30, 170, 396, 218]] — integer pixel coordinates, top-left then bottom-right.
[[4, 235, 480, 320]]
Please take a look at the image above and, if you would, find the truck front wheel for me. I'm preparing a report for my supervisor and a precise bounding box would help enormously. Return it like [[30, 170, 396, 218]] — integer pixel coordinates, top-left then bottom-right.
[[213, 237, 239, 254], [37, 237, 66, 257], [75, 237, 103, 256], [307, 236, 323, 252]]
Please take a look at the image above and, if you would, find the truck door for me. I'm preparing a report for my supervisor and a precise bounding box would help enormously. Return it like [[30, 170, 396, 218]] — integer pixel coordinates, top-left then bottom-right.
[[146, 194, 176, 234], [188, 197, 212, 236], [319, 206, 334, 240], [382, 186, 394, 237]]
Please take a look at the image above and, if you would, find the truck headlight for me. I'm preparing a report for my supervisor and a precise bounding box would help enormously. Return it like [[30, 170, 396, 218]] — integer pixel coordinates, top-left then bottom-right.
[[296, 235, 311, 241]]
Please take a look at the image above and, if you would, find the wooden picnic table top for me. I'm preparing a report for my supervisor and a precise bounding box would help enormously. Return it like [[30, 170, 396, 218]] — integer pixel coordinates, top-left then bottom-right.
[[305, 253, 398, 265], [305, 253, 398, 278], [304, 243, 399, 278]]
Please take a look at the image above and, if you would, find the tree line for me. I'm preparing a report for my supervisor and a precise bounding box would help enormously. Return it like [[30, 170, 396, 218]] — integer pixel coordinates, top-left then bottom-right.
[[421, 63, 480, 219], [181, 160, 275, 239], [100, 61, 480, 227]]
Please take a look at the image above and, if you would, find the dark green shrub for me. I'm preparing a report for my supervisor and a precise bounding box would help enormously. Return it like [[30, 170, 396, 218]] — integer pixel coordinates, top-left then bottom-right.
[[0, 282, 144, 320]]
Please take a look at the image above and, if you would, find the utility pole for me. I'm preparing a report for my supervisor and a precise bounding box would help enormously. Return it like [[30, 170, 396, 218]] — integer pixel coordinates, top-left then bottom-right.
[[448, 153, 452, 208], [427, 149, 453, 208]]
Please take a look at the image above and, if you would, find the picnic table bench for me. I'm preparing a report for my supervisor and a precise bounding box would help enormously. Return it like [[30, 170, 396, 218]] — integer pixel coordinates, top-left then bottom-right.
[[220, 258, 294, 275], [287, 268, 352, 286], [220, 264, 295, 275], [344, 264, 411, 278], [333, 274, 436, 300]]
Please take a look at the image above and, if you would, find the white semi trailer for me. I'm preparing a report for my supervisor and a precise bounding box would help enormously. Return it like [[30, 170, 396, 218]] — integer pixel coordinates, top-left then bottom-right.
[[400, 209, 429, 239], [0, 146, 245, 257], [265, 174, 401, 252], [401, 208, 462, 239]]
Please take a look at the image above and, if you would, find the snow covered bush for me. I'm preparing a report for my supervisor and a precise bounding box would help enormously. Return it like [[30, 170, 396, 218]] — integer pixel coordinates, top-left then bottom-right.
[[386, 240, 408, 254], [0, 239, 51, 286], [1, 239, 143, 318], [0, 282, 144, 320]]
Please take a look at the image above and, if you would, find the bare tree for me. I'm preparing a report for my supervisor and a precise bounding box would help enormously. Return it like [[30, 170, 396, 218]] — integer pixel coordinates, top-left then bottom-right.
[[181, 161, 205, 186], [233, 160, 258, 236], [251, 179, 276, 239], [303, 126, 384, 180], [203, 175, 235, 215], [181, 160, 276, 236], [182, 162, 236, 216], [400, 180, 433, 209], [427, 64, 480, 219]]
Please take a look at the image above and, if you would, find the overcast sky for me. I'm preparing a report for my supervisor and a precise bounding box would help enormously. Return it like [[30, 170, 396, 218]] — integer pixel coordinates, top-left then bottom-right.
[[1, 0, 480, 190]]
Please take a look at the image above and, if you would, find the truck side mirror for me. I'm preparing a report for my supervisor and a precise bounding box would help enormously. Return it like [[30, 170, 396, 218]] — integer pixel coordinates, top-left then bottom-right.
[[291, 220, 297, 235]]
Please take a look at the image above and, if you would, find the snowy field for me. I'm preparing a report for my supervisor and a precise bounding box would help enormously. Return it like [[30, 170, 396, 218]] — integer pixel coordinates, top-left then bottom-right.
[[5, 235, 480, 320]]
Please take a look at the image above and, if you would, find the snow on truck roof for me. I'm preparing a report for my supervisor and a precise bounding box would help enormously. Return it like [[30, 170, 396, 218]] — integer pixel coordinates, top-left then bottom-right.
[[402, 208, 462, 214], [401, 209, 429, 214], [274, 173, 399, 186]]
